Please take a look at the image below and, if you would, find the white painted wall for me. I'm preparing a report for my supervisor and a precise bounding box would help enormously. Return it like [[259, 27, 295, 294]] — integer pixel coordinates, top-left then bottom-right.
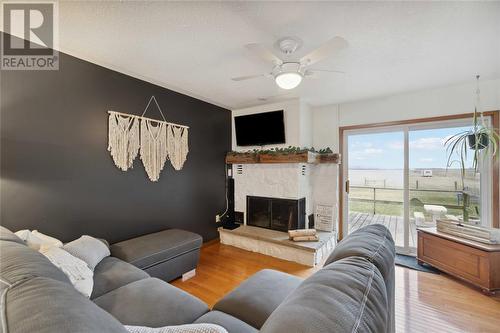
[[310, 105, 341, 225], [311, 78, 500, 228], [339, 78, 500, 126], [312, 104, 340, 152], [299, 101, 313, 148], [312, 79, 499, 144]]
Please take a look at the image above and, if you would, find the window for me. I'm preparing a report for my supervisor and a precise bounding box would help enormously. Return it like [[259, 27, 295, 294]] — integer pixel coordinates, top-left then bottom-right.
[[343, 117, 495, 255]]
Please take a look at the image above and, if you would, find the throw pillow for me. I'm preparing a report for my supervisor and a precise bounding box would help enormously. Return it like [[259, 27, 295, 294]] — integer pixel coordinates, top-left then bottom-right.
[[32, 230, 63, 250], [125, 324, 228, 333], [63, 235, 110, 270], [14, 229, 32, 242], [40, 246, 94, 297], [14, 229, 63, 251]]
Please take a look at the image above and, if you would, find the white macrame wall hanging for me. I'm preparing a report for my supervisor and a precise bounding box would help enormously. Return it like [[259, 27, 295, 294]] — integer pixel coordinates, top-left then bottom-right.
[[108, 113, 140, 171], [107, 96, 189, 182], [167, 125, 189, 171]]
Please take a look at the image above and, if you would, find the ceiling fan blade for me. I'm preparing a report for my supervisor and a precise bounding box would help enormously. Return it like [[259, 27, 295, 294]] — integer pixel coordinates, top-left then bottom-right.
[[257, 92, 296, 102], [245, 43, 283, 65], [305, 69, 345, 76], [231, 74, 266, 81], [300, 36, 348, 66]]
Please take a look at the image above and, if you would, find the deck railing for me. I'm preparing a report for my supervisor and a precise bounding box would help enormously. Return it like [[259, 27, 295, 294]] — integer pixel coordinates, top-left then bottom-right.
[[349, 185, 475, 215]]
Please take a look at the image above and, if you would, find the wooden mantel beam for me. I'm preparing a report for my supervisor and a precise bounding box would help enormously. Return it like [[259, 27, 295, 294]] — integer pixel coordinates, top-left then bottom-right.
[[225, 151, 341, 165]]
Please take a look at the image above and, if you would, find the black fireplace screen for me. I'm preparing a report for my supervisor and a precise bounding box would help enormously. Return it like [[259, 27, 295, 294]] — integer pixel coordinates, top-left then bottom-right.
[[247, 196, 305, 232]]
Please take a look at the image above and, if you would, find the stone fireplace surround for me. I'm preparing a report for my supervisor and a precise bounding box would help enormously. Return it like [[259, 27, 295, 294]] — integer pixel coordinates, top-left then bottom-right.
[[224, 99, 340, 265], [233, 163, 314, 227], [219, 161, 338, 266]]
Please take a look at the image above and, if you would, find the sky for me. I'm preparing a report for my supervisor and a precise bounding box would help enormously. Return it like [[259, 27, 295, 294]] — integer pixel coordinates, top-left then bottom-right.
[[348, 126, 475, 169]]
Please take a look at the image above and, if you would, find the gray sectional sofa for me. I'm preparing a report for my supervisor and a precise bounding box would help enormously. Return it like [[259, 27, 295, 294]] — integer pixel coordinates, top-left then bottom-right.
[[0, 224, 395, 333]]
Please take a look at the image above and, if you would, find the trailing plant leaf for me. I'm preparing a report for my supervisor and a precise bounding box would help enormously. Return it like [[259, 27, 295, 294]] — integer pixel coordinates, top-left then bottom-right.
[[318, 147, 333, 154]]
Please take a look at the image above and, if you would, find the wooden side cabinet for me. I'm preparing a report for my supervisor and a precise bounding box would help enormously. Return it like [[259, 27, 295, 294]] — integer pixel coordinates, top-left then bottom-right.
[[417, 228, 500, 295]]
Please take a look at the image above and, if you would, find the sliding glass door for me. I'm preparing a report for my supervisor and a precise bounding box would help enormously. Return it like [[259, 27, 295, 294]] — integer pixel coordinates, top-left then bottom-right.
[[408, 125, 486, 228], [346, 130, 406, 250], [343, 118, 492, 255]]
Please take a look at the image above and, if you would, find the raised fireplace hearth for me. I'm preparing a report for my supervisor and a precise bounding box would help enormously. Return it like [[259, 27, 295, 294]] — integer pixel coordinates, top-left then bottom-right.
[[247, 196, 305, 232]]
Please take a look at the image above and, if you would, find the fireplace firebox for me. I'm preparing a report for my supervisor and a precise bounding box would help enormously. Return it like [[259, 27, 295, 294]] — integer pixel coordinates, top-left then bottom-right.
[[246, 196, 305, 232]]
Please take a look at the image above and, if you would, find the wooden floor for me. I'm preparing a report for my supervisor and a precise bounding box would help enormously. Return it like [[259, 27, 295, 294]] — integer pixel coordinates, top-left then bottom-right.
[[349, 212, 417, 248], [172, 241, 500, 333]]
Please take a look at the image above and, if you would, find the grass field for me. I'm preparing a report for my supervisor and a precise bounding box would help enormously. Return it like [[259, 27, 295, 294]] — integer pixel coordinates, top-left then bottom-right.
[[348, 169, 481, 221]]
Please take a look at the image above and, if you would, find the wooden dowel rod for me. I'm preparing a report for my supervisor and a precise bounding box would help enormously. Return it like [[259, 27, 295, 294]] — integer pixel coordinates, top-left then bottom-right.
[[108, 110, 189, 129]]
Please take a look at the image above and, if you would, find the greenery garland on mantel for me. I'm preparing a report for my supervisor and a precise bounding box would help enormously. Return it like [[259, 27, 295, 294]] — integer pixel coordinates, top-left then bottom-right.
[[228, 146, 333, 155]]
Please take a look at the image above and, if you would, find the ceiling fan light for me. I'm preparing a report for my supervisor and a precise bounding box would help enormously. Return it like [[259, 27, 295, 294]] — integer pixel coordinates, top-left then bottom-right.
[[275, 72, 302, 90]]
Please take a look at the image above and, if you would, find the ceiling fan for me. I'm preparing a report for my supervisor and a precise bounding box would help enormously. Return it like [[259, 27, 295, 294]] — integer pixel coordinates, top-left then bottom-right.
[[232, 36, 348, 90]]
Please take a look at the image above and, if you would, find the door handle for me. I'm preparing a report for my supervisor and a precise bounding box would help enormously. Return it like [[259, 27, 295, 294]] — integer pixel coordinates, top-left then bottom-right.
[[345, 180, 350, 194]]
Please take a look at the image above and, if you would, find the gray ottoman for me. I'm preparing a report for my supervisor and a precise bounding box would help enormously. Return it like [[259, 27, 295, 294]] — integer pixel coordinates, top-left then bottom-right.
[[110, 229, 202, 282]]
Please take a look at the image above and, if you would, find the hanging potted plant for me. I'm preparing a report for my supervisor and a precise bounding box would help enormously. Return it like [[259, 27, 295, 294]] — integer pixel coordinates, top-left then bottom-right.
[[445, 75, 500, 223]]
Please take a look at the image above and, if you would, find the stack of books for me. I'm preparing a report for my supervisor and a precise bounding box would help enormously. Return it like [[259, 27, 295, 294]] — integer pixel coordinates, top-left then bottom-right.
[[288, 229, 319, 242], [436, 219, 500, 244]]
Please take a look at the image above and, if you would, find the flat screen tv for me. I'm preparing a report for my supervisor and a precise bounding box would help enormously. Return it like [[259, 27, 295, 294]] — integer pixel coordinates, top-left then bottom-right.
[[235, 110, 285, 146]]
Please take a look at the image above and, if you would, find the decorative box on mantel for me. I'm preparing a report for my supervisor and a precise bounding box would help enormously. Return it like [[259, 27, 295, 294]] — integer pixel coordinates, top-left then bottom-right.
[[225, 153, 258, 164], [259, 151, 318, 164]]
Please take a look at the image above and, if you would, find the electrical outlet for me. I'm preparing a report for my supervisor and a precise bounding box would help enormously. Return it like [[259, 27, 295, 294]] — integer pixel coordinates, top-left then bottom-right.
[[215, 214, 221, 223]]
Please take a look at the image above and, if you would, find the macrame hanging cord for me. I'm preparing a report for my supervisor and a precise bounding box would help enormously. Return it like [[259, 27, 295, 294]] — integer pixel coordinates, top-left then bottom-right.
[[107, 96, 190, 182]]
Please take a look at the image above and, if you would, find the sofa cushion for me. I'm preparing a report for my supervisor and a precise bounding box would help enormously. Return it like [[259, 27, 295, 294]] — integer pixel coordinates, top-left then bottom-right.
[[324, 224, 395, 333], [260, 257, 388, 333], [63, 235, 111, 270], [110, 229, 202, 269], [195, 311, 258, 333], [325, 224, 395, 281], [93, 278, 209, 327], [0, 225, 25, 244], [3, 276, 128, 333], [0, 240, 70, 285], [18, 229, 64, 251], [91, 256, 150, 299], [213, 269, 302, 329]]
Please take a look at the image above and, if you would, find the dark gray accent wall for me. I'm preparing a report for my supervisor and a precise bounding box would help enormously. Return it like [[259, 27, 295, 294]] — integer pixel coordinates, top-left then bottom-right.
[[0, 35, 231, 243]]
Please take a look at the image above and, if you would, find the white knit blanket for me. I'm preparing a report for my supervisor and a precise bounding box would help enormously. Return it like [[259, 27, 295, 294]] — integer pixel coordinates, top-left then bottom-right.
[[39, 246, 94, 298], [125, 324, 228, 333]]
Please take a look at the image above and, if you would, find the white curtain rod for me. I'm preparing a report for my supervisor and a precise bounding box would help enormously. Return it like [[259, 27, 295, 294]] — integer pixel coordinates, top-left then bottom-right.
[[108, 110, 189, 129]]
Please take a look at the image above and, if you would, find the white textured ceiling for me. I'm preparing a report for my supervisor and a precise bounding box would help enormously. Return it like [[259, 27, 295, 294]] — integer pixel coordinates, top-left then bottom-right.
[[57, 1, 500, 109]]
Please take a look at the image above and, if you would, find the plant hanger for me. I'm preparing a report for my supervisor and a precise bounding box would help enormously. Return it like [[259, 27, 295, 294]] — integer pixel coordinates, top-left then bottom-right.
[[444, 75, 500, 223]]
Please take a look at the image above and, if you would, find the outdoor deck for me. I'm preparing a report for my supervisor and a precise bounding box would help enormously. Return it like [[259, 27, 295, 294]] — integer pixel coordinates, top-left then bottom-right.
[[348, 212, 417, 248]]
